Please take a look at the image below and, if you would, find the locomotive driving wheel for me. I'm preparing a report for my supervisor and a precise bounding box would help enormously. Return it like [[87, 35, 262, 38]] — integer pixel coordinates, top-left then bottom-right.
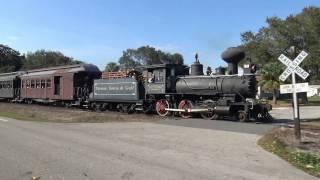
[[238, 111, 248, 122], [155, 99, 170, 116], [178, 100, 193, 118], [200, 111, 219, 120]]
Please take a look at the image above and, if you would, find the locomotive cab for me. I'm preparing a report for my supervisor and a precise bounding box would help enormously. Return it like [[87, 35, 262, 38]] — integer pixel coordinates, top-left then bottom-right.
[[141, 64, 189, 94]]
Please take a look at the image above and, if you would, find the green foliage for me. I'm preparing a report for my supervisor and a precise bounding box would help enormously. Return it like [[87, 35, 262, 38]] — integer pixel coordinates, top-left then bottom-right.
[[105, 62, 119, 72], [118, 45, 184, 69], [23, 49, 82, 70], [241, 7, 320, 83], [258, 62, 282, 92], [258, 62, 282, 104], [0, 44, 23, 73], [0, 45, 83, 72], [259, 133, 320, 177]]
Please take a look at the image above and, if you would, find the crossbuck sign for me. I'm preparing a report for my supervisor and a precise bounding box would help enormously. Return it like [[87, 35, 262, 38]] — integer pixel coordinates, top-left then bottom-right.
[[278, 49, 310, 142], [278, 51, 309, 81]]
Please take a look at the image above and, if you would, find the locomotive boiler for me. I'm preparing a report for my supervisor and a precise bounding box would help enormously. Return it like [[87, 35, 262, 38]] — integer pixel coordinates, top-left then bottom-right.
[[175, 75, 257, 98], [176, 47, 257, 99]]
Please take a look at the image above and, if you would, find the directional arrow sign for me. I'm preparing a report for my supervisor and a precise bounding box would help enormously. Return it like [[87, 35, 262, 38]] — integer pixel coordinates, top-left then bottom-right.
[[278, 51, 309, 81], [280, 83, 309, 94]]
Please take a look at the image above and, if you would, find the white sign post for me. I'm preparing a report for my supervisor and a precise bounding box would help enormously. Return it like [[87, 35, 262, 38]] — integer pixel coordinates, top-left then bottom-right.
[[278, 49, 309, 142]]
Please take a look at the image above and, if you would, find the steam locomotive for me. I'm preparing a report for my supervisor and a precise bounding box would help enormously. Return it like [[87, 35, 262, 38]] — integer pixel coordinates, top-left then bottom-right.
[[91, 47, 272, 122], [0, 47, 272, 122]]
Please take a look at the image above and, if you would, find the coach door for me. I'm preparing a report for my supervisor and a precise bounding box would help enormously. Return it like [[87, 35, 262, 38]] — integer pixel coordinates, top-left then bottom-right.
[[54, 76, 61, 95]]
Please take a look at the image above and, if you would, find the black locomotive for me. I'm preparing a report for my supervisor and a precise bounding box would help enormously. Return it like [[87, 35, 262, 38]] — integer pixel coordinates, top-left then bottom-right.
[[89, 47, 272, 122]]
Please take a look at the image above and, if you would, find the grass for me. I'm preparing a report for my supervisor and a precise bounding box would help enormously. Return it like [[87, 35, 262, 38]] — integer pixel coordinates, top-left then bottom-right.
[[308, 96, 320, 106], [303, 118, 320, 127], [0, 106, 157, 123], [258, 131, 320, 177], [0, 111, 114, 123], [0, 111, 45, 122], [272, 96, 320, 107]]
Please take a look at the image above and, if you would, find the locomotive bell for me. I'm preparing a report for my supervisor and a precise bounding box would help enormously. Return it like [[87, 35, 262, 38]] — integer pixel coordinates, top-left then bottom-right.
[[190, 53, 204, 76], [221, 47, 245, 75]]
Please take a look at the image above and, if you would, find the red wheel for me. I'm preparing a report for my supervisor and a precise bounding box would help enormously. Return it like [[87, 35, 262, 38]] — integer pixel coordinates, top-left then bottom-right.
[[178, 100, 193, 118], [155, 99, 170, 116]]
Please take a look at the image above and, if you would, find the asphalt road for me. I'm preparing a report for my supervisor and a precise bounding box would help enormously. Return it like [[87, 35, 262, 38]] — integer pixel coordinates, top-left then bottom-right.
[[0, 117, 317, 180], [158, 106, 320, 135], [271, 106, 320, 120]]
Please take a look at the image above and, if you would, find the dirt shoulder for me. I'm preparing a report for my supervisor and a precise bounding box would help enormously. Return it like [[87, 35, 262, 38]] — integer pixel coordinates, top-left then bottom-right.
[[0, 102, 160, 123], [259, 125, 320, 177]]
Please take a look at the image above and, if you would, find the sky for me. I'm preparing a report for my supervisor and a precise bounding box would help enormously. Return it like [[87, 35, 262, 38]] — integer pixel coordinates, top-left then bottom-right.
[[0, 0, 319, 70]]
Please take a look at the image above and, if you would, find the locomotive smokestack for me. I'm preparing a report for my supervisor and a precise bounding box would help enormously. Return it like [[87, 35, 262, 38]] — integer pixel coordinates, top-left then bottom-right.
[[221, 47, 245, 75]]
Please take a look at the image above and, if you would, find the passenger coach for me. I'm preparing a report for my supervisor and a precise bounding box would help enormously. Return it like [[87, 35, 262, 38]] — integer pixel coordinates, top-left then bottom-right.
[[0, 72, 23, 101], [20, 64, 101, 106]]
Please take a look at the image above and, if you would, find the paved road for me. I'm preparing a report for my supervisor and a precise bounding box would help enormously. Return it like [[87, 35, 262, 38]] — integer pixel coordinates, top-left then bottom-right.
[[271, 106, 320, 120], [158, 106, 320, 135], [0, 118, 317, 180]]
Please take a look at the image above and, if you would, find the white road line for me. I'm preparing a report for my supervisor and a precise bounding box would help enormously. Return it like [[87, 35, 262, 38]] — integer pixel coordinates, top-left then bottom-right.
[[272, 107, 290, 110], [0, 118, 9, 122]]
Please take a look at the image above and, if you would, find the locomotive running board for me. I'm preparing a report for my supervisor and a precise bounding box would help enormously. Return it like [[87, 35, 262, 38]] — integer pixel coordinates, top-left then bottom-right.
[[165, 108, 209, 112]]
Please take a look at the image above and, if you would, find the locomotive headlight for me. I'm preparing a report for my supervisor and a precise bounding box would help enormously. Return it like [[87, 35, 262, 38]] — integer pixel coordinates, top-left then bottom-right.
[[250, 64, 257, 73]]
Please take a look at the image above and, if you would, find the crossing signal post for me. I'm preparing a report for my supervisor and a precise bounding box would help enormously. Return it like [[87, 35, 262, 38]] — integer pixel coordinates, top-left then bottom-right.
[[278, 46, 310, 142]]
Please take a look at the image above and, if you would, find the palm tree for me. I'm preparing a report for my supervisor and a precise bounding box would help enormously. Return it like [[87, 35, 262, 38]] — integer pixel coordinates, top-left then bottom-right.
[[258, 62, 282, 104]]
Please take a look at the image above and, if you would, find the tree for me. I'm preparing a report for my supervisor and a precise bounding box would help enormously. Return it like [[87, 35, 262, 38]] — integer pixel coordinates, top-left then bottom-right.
[[0, 44, 23, 73], [206, 66, 212, 75], [105, 62, 119, 72], [258, 62, 282, 104], [240, 6, 320, 83], [118, 45, 184, 69], [23, 49, 82, 70]]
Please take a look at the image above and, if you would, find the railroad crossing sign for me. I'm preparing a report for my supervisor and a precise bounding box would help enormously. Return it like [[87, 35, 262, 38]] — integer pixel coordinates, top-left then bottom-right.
[[280, 83, 309, 94], [278, 48, 310, 142], [278, 50, 309, 82]]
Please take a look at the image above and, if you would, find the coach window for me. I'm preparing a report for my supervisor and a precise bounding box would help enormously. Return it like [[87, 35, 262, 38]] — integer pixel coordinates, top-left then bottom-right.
[[36, 80, 40, 88], [26, 80, 30, 88], [46, 79, 51, 88], [0, 81, 2, 89], [31, 80, 35, 88], [41, 80, 45, 88]]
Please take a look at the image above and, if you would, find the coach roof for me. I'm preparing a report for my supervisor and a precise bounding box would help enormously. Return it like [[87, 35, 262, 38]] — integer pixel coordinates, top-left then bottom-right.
[[21, 64, 100, 78], [0, 71, 24, 81]]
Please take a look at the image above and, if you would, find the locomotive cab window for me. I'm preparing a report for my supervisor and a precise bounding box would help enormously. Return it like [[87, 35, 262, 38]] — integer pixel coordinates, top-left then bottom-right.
[[153, 69, 165, 83]]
